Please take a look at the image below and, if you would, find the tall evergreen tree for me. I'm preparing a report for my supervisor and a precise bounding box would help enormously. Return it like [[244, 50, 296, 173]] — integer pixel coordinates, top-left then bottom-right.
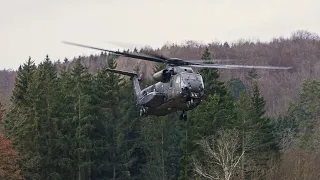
[[234, 81, 276, 179], [10, 57, 36, 106], [4, 57, 39, 179], [25, 55, 61, 179], [116, 82, 147, 180], [199, 47, 227, 98], [71, 59, 95, 180], [250, 81, 276, 178], [179, 47, 236, 180]]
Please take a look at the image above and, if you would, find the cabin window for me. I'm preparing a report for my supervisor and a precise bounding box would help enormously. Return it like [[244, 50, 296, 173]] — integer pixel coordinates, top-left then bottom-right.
[[175, 75, 181, 84]]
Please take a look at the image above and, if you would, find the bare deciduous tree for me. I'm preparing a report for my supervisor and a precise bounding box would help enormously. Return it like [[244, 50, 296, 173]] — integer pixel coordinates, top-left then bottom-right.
[[193, 129, 244, 180]]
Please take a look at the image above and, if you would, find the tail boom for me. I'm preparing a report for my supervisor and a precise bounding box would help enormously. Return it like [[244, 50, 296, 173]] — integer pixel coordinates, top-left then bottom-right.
[[105, 68, 141, 97]]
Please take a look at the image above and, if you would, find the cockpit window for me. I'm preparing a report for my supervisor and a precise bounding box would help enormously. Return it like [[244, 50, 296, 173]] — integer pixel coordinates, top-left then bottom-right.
[[181, 73, 201, 80], [181, 73, 204, 88]]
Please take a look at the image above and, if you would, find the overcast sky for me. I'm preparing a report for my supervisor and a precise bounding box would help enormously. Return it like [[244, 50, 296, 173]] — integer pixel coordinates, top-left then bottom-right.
[[1, 0, 319, 70]]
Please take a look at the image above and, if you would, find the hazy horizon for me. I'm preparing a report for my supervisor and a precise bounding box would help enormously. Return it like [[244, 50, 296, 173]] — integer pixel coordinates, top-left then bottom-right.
[[1, 0, 319, 70]]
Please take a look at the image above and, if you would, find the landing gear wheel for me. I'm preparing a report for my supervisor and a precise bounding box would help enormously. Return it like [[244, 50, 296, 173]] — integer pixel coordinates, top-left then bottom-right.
[[139, 107, 148, 116], [179, 111, 187, 121], [187, 99, 195, 109]]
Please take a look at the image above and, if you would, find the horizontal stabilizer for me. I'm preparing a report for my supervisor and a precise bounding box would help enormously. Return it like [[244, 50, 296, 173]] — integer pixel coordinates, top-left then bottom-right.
[[105, 68, 137, 77]]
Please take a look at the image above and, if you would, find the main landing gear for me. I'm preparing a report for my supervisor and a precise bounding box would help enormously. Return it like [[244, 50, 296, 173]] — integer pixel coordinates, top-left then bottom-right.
[[187, 98, 195, 109], [139, 106, 148, 116], [179, 110, 187, 121]]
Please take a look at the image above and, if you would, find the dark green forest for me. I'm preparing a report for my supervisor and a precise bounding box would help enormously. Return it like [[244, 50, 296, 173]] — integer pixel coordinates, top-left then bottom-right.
[[1, 32, 320, 179]]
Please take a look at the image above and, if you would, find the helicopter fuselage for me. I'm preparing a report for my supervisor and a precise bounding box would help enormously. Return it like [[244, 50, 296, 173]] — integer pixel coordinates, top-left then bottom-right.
[[135, 66, 205, 116]]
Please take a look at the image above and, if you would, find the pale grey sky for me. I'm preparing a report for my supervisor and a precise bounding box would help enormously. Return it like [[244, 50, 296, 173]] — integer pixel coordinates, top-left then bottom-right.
[[1, 0, 319, 70]]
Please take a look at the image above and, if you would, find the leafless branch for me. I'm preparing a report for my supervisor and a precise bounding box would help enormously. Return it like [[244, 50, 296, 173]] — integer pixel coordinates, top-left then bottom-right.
[[193, 129, 244, 180]]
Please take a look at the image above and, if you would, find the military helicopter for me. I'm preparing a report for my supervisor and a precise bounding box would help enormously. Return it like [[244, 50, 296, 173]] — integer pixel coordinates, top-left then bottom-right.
[[62, 41, 292, 120]]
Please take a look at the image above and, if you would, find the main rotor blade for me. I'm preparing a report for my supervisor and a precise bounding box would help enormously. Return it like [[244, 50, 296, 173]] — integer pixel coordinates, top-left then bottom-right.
[[184, 59, 236, 63], [106, 40, 169, 60], [62, 41, 165, 63], [190, 64, 292, 70], [141, 51, 170, 60]]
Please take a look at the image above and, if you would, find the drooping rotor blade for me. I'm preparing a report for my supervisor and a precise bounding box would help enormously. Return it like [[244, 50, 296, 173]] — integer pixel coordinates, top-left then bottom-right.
[[184, 59, 236, 63], [107, 41, 181, 60], [190, 64, 292, 70], [105, 40, 171, 61], [141, 51, 169, 60], [105, 68, 137, 77], [62, 41, 165, 63]]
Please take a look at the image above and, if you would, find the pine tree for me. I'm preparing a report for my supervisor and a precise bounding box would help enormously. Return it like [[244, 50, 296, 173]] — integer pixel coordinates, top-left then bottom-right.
[[10, 57, 36, 105], [201, 47, 211, 61], [26, 55, 62, 179], [234, 81, 276, 179], [199, 47, 227, 98], [235, 91, 256, 179], [117, 82, 147, 179], [70, 59, 95, 180], [3, 57, 40, 179], [90, 58, 125, 179], [179, 47, 236, 179], [54, 63, 77, 179], [251, 81, 276, 154], [98, 55, 126, 179]]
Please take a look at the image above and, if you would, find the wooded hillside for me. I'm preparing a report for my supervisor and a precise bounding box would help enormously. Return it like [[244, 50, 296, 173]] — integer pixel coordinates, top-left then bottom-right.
[[1, 30, 319, 117]]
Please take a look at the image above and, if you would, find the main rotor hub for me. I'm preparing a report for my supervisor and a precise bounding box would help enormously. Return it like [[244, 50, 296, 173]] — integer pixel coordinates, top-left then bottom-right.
[[167, 58, 191, 66]]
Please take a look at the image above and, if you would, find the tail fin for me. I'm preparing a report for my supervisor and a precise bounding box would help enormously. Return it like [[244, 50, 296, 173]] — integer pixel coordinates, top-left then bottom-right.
[[105, 68, 141, 97]]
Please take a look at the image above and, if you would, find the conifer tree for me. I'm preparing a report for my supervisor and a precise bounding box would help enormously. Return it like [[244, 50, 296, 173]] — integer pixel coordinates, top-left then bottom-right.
[[116, 82, 147, 179], [4, 57, 39, 179], [250, 81, 277, 157], [286, 79, 320, 150], [10, 57, 36, 105], [71, 59, 95, 180], [100, 55, 126, 179], [235, 91, 256, 179], [199, 47, 226, 97], [25, 55, 61, 179], [54, 62, 78, 179], [234, 81, 276, 179], [179, 47, 236, 179]]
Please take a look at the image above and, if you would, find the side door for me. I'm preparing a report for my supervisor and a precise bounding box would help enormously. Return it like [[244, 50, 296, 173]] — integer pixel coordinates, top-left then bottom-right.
[[169, 75, 181, 100], [167, 76, 174, 100]]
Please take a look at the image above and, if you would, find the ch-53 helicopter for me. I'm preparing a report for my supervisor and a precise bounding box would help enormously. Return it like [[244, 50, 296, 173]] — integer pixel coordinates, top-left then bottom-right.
[[62, 41, 292, 120]]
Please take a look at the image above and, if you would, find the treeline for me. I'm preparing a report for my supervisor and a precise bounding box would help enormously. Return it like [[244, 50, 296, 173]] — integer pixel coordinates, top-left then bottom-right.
[[1, 30, 320, 118], [2, 47, 318, 180]]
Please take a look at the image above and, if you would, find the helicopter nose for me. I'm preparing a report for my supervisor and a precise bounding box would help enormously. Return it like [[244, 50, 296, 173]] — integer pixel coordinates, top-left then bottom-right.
[[181, 86, 203, 100]]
